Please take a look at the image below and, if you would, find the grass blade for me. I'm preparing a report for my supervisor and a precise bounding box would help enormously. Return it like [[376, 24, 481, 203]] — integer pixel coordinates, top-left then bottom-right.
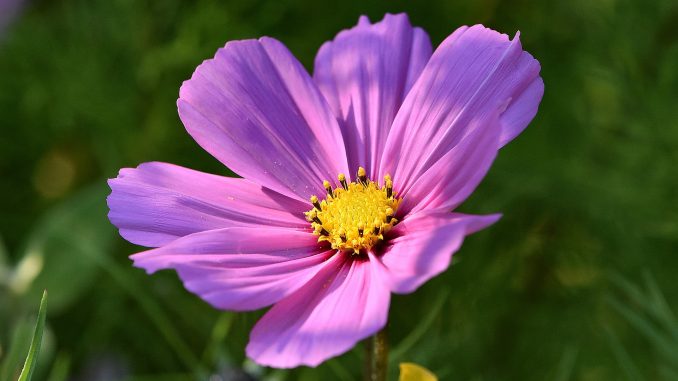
[[642, 272, 678, 339], [46, 353, 71, 381], [603, 325, 645, 381], [607, 296, 678, 362], [92, 253, 202, 374], [0, 319, 33, 381], [554, 346, 578, 381], [18, 290, 48, 381], [390, 289, 449, 362]]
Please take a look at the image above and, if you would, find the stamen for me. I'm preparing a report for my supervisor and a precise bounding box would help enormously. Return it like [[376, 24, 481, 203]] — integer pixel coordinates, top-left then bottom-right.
[[385, 178, 393, 199], [385, 207, 394, 223], [306, 170, 401, 254], [310, 195, 321, 210], [357, 167, 368, 186], [338, 173, 348, 190], [323, 180, 333, 197], [306, 209, 322, 224], [305, 209, 316, 222], [338, 228, 347, 242], [351, 239, 360, 254]]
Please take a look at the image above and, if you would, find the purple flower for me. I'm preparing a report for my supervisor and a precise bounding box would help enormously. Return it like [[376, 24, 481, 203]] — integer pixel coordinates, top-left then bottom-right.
[[108, 13, 543, 368]]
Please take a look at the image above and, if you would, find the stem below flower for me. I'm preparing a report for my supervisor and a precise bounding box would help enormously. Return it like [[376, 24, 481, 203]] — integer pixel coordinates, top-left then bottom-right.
[[364, 326, 388, 381]]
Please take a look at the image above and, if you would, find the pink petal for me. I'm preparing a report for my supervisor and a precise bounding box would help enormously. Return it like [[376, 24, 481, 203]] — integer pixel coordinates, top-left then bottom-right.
[[313, 13, 432, 177], [379, 25, 543, 183], [379, 211, 501, 294], [0, 0, 22, 32], [499, 75, 545, 145], [397, 111, 501, 216], [107, 162, 308, 247], [246, 252, 390, 368], [178, 37, 349, 202], [131, 227, 329, 311]]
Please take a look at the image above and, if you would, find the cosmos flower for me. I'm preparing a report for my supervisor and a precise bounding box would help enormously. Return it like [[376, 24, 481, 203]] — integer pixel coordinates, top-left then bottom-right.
[[107, 13, 543, 368]]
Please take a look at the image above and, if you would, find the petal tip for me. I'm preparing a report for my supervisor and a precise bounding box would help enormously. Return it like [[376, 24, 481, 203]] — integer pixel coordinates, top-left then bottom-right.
[[357, 15, 371, 26], [129, 249, 166, 274]]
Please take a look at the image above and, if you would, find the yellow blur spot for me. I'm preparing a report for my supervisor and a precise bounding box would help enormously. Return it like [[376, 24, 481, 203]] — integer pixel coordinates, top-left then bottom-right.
[[33, 151, 76, 199], [399, 363, 438, 381]]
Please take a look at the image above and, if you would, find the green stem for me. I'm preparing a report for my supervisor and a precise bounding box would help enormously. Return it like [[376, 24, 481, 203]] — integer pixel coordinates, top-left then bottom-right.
[[364, 326, 388, 381]]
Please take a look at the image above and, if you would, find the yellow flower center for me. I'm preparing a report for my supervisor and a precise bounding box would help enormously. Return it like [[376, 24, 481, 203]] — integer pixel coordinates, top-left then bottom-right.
[[305, 167, 401, 254]]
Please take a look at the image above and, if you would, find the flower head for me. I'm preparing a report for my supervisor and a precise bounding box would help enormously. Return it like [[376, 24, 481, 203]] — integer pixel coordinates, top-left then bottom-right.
[[108, 13, 543, 368], [305, 168, 400, 253]]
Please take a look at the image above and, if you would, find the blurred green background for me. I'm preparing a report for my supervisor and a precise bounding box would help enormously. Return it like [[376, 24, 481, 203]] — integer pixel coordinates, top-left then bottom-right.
[[1, 0, 677, 380]]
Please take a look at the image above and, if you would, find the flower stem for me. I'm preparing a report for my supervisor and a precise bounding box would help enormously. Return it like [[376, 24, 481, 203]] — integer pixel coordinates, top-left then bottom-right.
[[364, 326, 388, 381]]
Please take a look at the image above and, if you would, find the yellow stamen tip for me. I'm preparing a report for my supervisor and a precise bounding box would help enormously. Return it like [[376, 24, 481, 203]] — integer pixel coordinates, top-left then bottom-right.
[[310, 195, 318, 203], [323, 180, 331, 189], [338, 173, 346, 181], [358, 167, 366, 177]]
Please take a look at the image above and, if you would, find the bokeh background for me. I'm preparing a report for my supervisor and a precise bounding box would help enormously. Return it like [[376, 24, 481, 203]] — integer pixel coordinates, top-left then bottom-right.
[[1, 0, 677, 380]]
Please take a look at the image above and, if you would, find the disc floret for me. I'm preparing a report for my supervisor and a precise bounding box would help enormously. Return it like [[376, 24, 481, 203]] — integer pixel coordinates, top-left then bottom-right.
[[305, 167, 401, 254]]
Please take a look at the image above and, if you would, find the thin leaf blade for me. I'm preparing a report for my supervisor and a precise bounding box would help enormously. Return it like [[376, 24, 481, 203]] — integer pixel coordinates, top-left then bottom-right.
[[18, 290, 48, 381]]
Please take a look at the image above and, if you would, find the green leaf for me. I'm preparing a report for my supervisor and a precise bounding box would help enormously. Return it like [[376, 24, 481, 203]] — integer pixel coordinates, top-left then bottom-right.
[[18, 290, 48, 381], [0, 318, 33, 381], [0, 235, 9, 287], [390, 289, 449, 362], [554, 347, 578, 381], [607, 296, 678, 363], [14, 184, 115, 313], [604, 325, 645, 381], [46, 353, 71, 381], [0, 235, 8, 266], [92, 254, 202, 374], [608, 272, 678, 378], [642, 272, 678, 340]]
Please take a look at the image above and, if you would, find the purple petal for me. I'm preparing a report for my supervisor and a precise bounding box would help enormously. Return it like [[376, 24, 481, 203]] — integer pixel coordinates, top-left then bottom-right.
[[131, 227, 329, 310], [314, 13, 432, 177], [178, 37, 349, 202], [0, 0, 22, 34], [246, 252, 390, 368], [379, 25, 543, 183], [499, 75, 545, 145], [397, 111, 501, 216], [379, 211, 501, 294], [107, 162, 309, 247]]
